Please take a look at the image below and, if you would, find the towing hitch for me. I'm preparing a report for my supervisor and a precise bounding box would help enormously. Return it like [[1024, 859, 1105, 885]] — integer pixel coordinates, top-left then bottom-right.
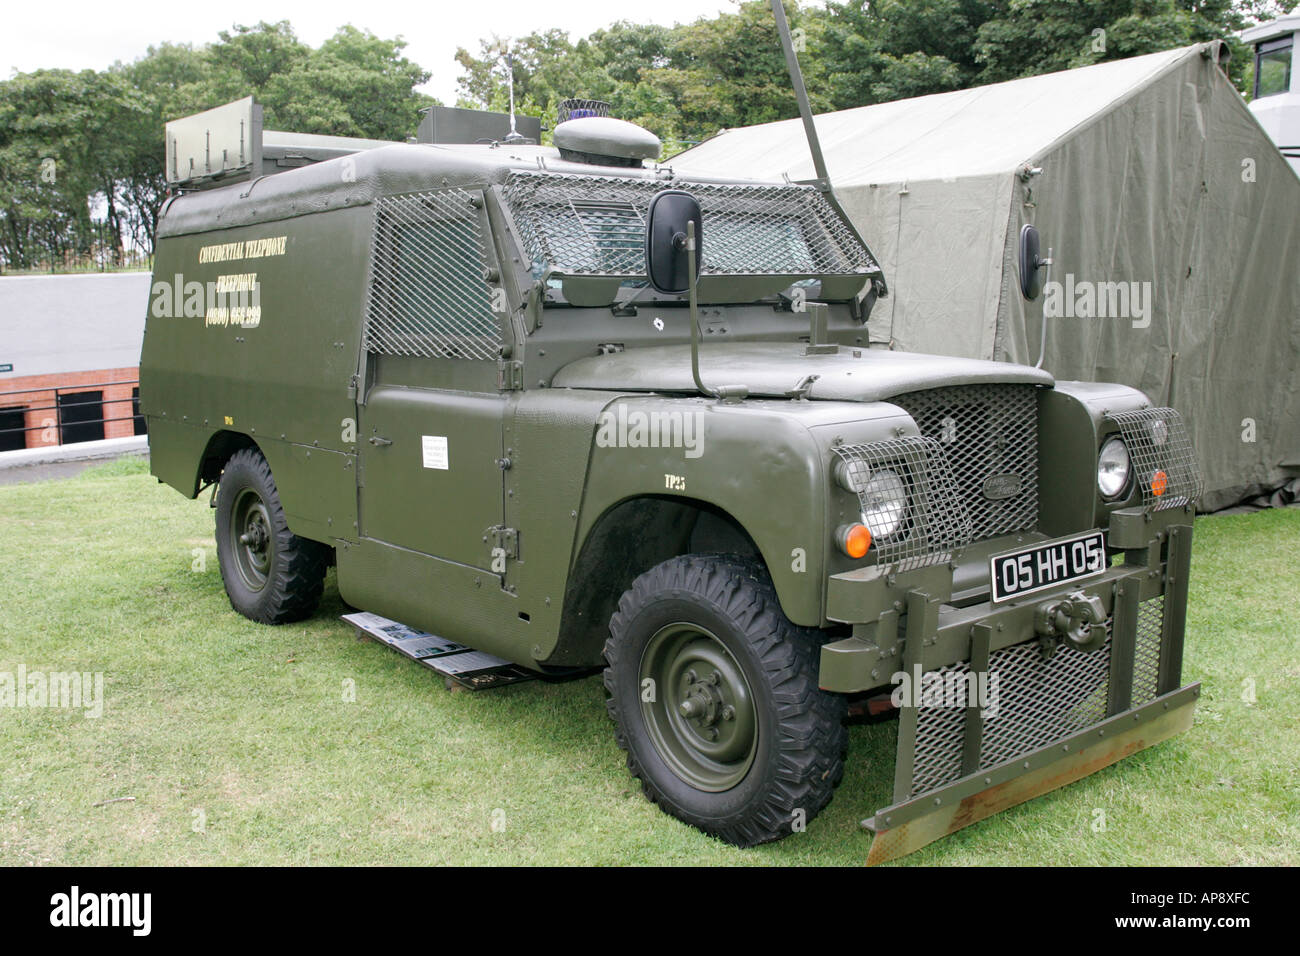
[[1035, 590, 1108, 654]]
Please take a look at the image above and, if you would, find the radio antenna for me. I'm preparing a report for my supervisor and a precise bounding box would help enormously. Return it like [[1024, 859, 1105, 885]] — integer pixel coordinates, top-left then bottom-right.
[[769, 0, 830, 190], [503, 44, 524, 144]]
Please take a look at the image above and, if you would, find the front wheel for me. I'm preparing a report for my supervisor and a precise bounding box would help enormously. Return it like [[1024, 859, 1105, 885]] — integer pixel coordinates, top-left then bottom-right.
[[214, 447, 329, 624], [603, 555, 847, 846]]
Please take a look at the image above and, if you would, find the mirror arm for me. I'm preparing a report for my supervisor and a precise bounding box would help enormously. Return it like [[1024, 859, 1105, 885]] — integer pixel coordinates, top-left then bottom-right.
[[684, 222, 748, 402], [1034, 246, 1055, 369], [686, 221, 715, 399]]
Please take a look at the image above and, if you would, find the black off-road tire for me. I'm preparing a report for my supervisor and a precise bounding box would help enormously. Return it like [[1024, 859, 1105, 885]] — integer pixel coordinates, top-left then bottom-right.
[[214, 447, 329, 624], [603, 554, 847, 846]]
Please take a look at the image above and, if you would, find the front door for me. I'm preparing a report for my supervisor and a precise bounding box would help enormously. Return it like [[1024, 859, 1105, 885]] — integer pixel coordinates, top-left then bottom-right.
[[358, 387, 504, 571], [354, 183, 510, 573]]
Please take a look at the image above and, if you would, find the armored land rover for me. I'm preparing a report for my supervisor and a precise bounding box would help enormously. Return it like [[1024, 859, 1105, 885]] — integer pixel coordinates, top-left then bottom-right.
[[141, 18, 1202, 863]]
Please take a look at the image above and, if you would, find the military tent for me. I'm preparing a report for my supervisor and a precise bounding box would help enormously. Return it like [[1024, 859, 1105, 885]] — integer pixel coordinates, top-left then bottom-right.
[[672, 43, 1300, 511]]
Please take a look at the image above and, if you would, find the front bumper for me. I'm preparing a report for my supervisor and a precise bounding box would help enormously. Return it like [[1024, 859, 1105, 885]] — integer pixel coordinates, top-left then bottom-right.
[[819, 503, 1197, 863]]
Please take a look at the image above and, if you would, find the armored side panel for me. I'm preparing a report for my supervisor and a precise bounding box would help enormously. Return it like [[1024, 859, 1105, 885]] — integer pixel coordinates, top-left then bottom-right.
[[140, 196, 371, 544]]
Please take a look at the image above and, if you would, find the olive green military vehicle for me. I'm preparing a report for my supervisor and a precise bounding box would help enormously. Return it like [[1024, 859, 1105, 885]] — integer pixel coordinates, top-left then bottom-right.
[[142, 33, 1202, 862]]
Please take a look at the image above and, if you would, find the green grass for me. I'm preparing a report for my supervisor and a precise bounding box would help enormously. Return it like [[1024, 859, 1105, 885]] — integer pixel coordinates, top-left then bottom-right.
[[0, 457, 1295, 865]]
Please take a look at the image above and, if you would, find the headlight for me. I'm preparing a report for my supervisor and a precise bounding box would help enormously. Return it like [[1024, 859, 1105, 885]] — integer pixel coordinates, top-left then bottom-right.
[[1097, 436, 1131, 499], [833, 457, 871, 494], [861, 468, 908, 539]]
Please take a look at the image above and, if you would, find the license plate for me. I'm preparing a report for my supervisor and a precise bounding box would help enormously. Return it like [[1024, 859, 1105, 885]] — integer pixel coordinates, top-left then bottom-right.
[[989, 531, 1106, 603]]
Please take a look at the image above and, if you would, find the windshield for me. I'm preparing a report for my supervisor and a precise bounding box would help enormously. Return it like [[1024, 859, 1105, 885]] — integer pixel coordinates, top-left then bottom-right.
[[501, 171, 880, 285]]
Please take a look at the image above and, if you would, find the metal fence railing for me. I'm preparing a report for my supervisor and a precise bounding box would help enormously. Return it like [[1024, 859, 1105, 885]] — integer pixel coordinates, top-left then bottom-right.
[[0, 380, 144, 450]]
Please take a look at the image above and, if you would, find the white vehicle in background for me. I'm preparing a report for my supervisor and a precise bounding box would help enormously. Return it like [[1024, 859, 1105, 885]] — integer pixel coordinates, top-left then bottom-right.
[[1244, 7, 1300, 173]]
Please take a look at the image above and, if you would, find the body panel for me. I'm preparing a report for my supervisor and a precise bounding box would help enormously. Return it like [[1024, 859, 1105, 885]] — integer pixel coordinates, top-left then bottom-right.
[[552, 341, 1054, 400]]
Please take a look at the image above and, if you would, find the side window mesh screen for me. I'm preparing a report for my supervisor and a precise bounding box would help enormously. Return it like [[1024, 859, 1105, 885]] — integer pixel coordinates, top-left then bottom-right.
[[365, 188, 500, 361]]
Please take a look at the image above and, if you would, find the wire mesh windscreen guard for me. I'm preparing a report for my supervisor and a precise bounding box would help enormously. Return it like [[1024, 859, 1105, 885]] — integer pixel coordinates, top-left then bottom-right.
[[364, 188, 501, 361], [831, 437, 973, 574], [1108, 407, 1203, 510], [501, 171, 879, 278]]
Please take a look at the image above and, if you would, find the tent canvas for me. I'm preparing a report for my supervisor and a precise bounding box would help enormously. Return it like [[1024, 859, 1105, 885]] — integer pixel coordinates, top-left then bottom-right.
[[673, 44, 1300, 511]]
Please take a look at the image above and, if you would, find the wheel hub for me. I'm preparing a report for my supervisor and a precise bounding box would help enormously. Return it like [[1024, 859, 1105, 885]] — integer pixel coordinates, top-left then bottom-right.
[[231, 489, 273, 590], [638, 624, 759, 791]]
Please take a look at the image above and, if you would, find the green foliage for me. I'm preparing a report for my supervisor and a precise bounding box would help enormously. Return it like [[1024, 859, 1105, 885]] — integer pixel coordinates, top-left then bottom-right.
[[454, 3, 831, 154], [455, 0, 1277, 148], [0, 22, 434, 272]]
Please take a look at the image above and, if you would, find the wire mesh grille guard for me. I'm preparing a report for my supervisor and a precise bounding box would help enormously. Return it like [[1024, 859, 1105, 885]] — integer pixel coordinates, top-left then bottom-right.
[[1132, 595, 1166, 707], [1109, 407, 1203, 510], [978, 635, 1112, 768], [909, 631, 1113, 797], [365, 188, 501, 361], [909, 657, 972, 796], [831, 437, 973, 573], [890, 384, 1040, 541], [501, 171, 879, 278]]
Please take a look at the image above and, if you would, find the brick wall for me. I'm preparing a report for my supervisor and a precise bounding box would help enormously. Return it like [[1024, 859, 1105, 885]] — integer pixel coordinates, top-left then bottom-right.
[[0, 366, 139, 448]]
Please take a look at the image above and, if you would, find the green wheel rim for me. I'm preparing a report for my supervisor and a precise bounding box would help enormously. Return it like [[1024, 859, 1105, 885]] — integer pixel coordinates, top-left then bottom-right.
[[638, 623, 758, 792], [231, 488, 274, 593]]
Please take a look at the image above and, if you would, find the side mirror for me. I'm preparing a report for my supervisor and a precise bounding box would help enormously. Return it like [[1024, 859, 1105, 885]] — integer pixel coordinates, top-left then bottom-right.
[[645, 190, 702, 294], [1018, 224, 1050, 300]]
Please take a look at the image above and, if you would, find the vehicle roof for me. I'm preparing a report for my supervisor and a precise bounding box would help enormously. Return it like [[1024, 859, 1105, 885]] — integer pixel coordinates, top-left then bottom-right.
[[157, 141, 778, 239]]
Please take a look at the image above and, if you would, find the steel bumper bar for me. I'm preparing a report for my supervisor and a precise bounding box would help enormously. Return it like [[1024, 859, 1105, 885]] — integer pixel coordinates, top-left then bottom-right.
[[862, 682, 1199, 865]]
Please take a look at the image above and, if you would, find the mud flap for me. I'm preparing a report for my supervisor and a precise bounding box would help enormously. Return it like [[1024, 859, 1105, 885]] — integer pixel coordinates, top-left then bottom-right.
[[862, 682, 1199, 866]]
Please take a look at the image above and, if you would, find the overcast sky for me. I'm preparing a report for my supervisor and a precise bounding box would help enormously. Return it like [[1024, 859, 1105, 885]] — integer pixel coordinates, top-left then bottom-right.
[[2, 0, 742, 105]]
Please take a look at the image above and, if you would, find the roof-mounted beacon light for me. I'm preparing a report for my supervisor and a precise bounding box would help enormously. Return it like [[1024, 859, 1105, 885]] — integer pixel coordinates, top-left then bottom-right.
[[553, 99, 660, 168]]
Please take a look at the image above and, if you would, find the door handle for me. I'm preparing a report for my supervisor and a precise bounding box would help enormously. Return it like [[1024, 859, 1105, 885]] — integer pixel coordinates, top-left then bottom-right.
[[368, 436, 393, 446]]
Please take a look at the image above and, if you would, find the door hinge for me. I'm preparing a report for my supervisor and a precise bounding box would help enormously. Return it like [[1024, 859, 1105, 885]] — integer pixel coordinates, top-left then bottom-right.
[[497, 359, 524, 391]]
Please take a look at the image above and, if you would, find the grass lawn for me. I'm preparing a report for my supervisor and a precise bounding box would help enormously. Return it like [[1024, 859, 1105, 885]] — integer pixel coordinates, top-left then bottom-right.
[[0, 457, 1295, 866]]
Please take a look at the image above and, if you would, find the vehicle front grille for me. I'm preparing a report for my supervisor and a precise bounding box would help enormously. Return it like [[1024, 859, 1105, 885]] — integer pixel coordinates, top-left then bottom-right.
[[890, 384, 1040, 541]]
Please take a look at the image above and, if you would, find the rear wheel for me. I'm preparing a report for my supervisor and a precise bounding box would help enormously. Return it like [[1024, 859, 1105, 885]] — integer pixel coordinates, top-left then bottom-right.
[[603, 554, 847, 846], [214, 447, 328, 624]]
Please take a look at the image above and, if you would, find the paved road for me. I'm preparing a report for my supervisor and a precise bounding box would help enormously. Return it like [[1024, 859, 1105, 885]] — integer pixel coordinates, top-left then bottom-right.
[[0, 458, 140, 486]]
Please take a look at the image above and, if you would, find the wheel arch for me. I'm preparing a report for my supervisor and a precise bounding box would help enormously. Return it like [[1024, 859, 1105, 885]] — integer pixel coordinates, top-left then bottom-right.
[[546, 494, 767, 668], [198, 430, 262, 491]]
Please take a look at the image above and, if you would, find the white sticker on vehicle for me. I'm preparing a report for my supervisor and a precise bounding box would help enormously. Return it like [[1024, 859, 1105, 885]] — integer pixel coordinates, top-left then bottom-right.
[[421, 435, 449, 470]]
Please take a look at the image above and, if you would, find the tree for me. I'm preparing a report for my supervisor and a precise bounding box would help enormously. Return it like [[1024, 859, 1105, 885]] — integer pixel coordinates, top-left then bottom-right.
[[820, 0, 1007, 107], [972, 0, 1270, 92], [0, 69, 149, 269], [454, 2, 829, 153], [0, 21, 438, 270]]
